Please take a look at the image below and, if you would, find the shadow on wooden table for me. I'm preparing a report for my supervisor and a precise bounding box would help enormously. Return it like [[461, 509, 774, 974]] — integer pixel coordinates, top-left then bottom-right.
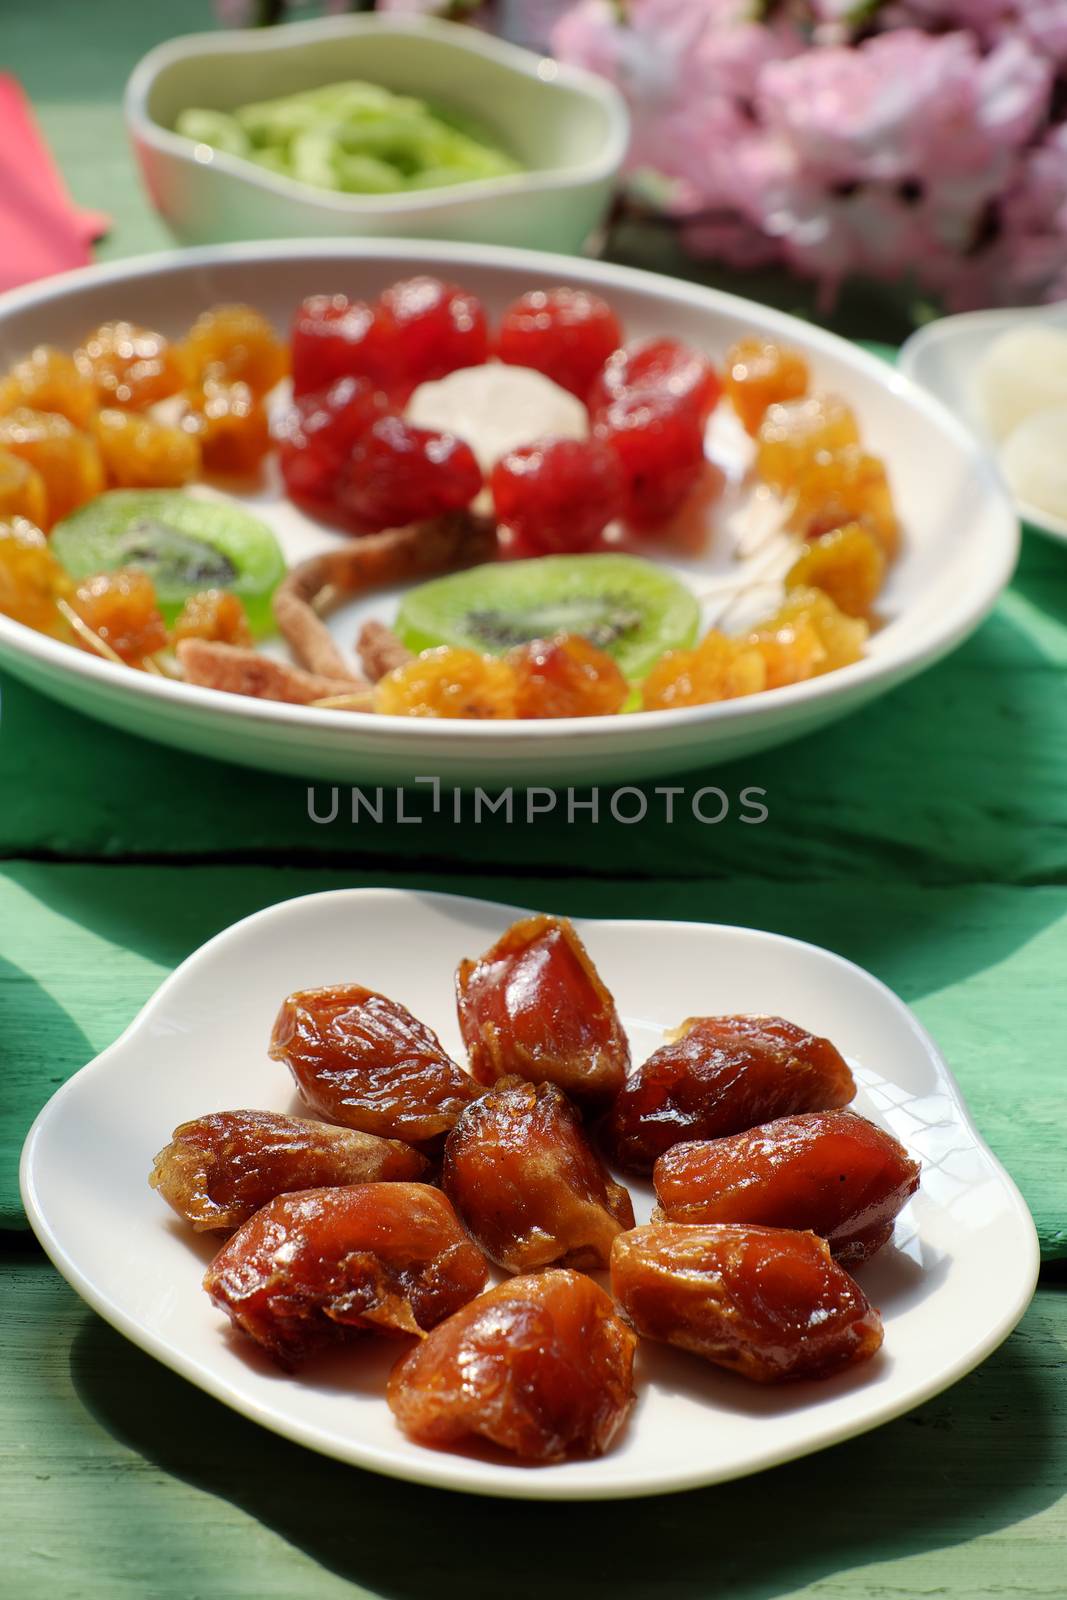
[[69, 1303, 1061, 1600]]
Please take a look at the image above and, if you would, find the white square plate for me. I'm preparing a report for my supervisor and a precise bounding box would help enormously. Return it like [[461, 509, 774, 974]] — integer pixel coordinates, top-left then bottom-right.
[[20, 889, 1039, 1500]]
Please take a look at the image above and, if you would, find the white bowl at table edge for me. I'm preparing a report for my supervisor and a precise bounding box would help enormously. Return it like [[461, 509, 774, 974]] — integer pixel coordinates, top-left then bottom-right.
[[899, 305, 1067, 545]]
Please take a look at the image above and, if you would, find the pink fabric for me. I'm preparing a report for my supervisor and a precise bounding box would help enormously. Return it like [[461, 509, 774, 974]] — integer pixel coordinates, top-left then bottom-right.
[[0, 74, 109, 293]]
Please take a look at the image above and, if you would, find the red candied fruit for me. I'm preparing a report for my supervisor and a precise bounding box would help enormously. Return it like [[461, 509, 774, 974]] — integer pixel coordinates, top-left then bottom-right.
[[490, 436, 625, 555], [276, 376, 390, 509], [375, 276, 489, 400], [595, 392, 706, 530], [290, 295, 386, 398], [495, 288, 622, 401], [336, 414, 482, 533], [589, 338, 721, 426]]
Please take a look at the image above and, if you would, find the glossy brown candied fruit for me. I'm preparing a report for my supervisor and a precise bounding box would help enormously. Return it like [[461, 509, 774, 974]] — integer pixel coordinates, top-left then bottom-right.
[[456, 914, 630, 1109], [789, 446, 899, 556], [0, 345, 98, 429], [509, 634, 629, 719], [641, 629, 766, 711], [93, 408, 201, 489], [785, 523, 886, 618], [0, 407, 104, 528], [387, 1269, 637, 1462], [748, 588, 868, 688], [151, 1108, 428, 1232], [0, 449, 48, 528], [442, 1079, 634, 1273], [602, 1014, 856, 1176], [755, 395, 860, 491], [374, 647, 517, 719], [654, 1110, 920, 1265], [0, 517, 71, 634], [269, 983, 479, 1143], [723, 338, 809, 434], [74, 321, 187, 409], [611, 1222, 883, 1382], [70, 569, 168, 663], [204, 1182, 488, 1365], [179, 375, 272, 474], [170, 589, 252, 648], [182, 303, 287, 394]]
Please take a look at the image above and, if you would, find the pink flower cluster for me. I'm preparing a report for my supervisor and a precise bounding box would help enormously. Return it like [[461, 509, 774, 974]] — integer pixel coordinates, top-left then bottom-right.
[[551, 0, 1067, 309]]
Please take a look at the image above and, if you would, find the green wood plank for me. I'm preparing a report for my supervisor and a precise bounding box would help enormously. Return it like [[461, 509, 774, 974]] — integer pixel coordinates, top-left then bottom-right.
[[4, 1248, 1065, 1600], [3, 862, 1065, 1256], [3, 531, 1067, 883]]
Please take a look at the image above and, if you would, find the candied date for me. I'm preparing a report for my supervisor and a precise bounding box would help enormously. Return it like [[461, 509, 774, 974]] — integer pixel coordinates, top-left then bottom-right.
[[456, 915, 630, 1108], [603, 1014, 855, 1175], [654, 1110, 919, 1265], [442, 1078, 634, 1273], [269, 984, 479, 1142], [150, 1108, 428, 1232], [611, 1222, 883, 1382], [204, 1183, 488, 1365], [387, 1269, 636, 1462]]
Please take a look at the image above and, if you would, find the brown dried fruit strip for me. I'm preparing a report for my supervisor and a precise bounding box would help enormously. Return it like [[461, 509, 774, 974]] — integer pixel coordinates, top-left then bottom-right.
[[176, 637, 361, 705]]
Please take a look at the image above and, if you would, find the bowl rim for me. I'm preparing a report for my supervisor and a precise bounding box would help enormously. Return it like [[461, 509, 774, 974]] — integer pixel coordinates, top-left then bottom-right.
[[0, 236, 1021, 747], [124, 12, 631, 216]]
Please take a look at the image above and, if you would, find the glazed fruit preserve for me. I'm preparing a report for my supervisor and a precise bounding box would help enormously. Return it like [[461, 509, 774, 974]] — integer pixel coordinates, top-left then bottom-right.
[[0, 273, 902, 719], [152, 912, 919, 1464]]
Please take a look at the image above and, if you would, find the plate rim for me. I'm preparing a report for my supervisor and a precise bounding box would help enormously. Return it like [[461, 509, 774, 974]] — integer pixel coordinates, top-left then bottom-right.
[[18, 886, 1041, 1500], [0, 237, 1020, 744]]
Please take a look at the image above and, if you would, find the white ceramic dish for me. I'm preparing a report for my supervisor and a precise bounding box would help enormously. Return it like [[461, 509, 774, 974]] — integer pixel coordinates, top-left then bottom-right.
[[0, 240, 1019, 786], [899, 305, 1067, 546], [126, 15, 627, 253], [21, 888, 1039, 1501]]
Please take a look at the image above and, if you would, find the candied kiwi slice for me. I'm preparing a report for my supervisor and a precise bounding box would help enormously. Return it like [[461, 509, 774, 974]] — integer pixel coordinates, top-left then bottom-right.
[[50, 490, 285, 637], [396, 554, 700, 681]]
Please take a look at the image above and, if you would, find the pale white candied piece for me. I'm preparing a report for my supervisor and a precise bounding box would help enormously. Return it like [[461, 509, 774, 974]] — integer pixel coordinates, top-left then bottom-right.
[[977, 325, 1067, 441]]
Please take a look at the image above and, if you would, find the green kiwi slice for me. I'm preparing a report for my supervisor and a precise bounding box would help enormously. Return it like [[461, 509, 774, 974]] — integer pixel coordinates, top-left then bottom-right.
[[396, 554, 700, 681], [51, 491, 286, 638]]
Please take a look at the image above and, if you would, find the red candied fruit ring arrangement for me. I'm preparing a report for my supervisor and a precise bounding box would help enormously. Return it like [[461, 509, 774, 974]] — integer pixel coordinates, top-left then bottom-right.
[[284, 276, 721, 544]]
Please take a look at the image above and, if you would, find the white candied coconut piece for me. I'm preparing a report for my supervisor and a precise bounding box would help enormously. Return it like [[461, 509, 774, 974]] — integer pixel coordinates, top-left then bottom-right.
[[977, 324, 1067, 442], [406, 364, 588, 473], [1000, 406, 1067, 520]]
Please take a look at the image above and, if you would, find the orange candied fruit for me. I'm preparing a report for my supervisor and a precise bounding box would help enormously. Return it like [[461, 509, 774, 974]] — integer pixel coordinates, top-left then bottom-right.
[[723, 338, 809, 434], [641, 629, 766, 711], [74, 322, 187, 410], [786, 522, 886, 617], [508, 634, 629, 719], [0, 517, 72, 634], [0, 346, 98, 429], [182, 304, 288, 395], [70, 569, 168, 664], [375, 646, 518, 719], [0, 448, 48, 528], [94, 408, 201, 489], [170, 589, 252, 648], [180, 376, 271, 475], [749, 587, 868, 687], [0, 408, 104, 529], [790, 446, 898, 557], [755, 395, 860, 491]]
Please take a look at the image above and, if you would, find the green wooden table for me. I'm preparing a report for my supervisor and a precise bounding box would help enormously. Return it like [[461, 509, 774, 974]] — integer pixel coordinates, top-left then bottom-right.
[[3, 5, 1067, 1594]]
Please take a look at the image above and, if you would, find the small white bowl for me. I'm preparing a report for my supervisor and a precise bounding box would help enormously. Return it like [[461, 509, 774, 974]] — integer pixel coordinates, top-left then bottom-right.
[[899, 305, 1067, 546], [125, 14, 629, 254]]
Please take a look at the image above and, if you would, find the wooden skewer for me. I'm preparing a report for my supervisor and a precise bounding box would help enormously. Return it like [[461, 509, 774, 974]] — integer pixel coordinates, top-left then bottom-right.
[[56, 599, 126, 667]]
